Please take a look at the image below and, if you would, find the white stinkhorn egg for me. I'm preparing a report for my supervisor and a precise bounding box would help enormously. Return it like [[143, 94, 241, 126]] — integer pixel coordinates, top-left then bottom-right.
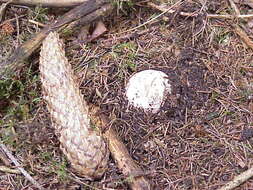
[[126, 69, 172, 113]]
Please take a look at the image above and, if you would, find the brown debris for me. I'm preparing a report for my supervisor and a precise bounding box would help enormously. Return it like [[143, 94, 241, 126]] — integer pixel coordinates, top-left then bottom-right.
[[0, 21, 14, 35], [217, 167, 253, 190], [78, 21, 108, 43], [240, 127, 253, 141], [233, 25, 253, 50]]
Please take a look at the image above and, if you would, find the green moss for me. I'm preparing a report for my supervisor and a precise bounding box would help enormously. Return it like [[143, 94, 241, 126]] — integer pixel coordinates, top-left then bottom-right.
[[52, 159, 69, 181], [112, 42, 138, 72], [29, 6, 49, 23], [111, 0, 135, 15], [0, 66, 41, 125]]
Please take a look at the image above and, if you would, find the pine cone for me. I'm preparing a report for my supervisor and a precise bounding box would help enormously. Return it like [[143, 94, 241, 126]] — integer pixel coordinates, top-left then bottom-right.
[[39, 32, 109, 179]]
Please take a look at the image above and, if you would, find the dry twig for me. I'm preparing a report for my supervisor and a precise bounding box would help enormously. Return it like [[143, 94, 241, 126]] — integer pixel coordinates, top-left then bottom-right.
[[0, 165, 21, 174], [0, 14, 25, 27], [0, 142, 45, 190], [0, 0, 13, 22], [233, 25, 253, 50], [27, 19, 46, 27], [90, 106, 151, 190], [0, 150, 11, 166], [207, 14, 253, 19], [228, 0, 240, 15], [217, 166, 253, 190], [0, 0, 85, 7]]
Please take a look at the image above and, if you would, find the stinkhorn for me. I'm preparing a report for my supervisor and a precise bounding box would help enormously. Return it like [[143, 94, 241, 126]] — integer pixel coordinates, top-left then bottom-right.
[[39, 32, 109, 179], [126, 69, 171, 113]]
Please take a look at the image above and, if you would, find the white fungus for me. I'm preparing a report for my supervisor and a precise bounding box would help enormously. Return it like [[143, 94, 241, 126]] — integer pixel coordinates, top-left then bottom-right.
[[126, 69, 171, 113]]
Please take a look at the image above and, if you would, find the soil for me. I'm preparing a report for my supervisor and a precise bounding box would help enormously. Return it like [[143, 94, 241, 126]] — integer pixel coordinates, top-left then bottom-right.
[[0, 0, 253, 189]]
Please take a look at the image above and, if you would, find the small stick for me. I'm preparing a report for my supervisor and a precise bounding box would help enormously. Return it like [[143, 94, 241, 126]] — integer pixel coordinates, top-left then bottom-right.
[[0, 150, 11, 166], [104, 128, 151, 190], [0, 142, 45, 190], [233, 24, 253, 50], [28, 19, 46, 27], [207, 14, 253, 19], [0, 15, 26, 27], [217, 166, 253, 190], [89, 106, 151, 190], [0, 165, 21, 174], [0, 0, 86, 7]]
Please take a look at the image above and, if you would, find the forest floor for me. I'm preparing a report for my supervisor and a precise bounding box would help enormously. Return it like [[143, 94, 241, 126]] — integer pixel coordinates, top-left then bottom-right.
[[0, 0, 253, 189]]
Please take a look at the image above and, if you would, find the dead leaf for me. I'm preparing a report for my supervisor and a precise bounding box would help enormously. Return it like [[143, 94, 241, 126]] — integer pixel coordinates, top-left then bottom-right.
[[89, 21, 107, 41], [77, 21, 107, 43], [193, 125, 207, 137]]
